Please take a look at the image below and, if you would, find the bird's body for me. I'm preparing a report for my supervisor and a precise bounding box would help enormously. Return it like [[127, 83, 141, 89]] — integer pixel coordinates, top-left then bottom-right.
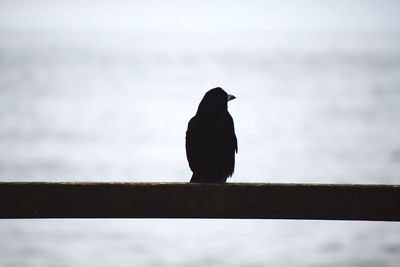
[[186, 87, 237, 183]]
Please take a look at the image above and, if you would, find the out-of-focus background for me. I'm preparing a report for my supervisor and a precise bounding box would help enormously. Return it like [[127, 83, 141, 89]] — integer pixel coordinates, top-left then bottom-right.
[[1, 0, 400, 266]]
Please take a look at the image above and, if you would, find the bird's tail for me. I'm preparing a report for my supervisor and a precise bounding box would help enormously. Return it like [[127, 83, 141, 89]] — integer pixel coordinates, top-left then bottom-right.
[[190, 173, 227, 183], [190, 173, 202, 183]]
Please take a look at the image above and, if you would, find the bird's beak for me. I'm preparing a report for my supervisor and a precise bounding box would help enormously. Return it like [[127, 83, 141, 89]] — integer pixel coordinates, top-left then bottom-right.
[[227, 94, 236, 102]]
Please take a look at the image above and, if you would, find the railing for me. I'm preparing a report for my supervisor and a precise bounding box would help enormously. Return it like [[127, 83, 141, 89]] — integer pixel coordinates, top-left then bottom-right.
[[0, 182, 399, 221]]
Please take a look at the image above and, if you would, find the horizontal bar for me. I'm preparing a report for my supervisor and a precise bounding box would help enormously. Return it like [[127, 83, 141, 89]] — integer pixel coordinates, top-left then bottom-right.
[[0, 182, 399, 221]]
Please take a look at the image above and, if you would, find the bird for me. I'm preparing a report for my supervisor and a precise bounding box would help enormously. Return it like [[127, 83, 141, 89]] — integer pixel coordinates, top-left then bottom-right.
[[186, 87, 238, 183]]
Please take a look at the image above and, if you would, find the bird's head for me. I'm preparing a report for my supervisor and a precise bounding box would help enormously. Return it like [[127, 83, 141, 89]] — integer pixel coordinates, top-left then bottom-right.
[[197, 87, 236, 114]]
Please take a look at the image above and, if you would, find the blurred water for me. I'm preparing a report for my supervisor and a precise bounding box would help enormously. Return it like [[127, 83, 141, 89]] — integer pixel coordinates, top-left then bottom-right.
[[0, 30, 400, 266]]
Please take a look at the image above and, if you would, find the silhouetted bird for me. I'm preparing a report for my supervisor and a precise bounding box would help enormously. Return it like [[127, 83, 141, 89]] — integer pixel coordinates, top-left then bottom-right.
[[186, 87, 238, 183]]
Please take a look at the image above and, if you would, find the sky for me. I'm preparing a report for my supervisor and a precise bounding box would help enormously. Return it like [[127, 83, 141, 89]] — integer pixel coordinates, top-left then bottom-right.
[[0, 0, 399, 34]]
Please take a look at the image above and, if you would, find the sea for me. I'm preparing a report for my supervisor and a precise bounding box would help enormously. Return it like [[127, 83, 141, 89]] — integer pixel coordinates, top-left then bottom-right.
[[0, 29, 399, 266]]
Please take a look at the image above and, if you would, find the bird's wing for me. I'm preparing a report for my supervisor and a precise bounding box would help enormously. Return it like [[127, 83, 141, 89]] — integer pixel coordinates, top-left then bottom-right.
[[185, 116, 205, 173], [186, 113, 237, 178], [220, 112, 237, 177]]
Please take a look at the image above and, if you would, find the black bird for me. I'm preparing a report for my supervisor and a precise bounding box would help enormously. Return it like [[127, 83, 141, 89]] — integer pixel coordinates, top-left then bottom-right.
[[186, 87, 238, 183]]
